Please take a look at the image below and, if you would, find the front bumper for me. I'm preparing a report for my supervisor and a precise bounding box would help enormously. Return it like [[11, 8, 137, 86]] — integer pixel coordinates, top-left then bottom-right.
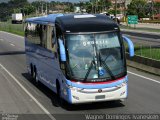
[[68, 83, 127, 104]]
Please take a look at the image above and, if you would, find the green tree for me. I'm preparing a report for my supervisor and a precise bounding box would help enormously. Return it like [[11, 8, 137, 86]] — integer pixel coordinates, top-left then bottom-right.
[[23, 5, 36, 15], [9, 0, 28, 8], [89, 0, 111, 13], [127, 0, 148, 18], [108, 9, 120, 15], [85, 2, 92, 13], [154, 2, 160, 14]]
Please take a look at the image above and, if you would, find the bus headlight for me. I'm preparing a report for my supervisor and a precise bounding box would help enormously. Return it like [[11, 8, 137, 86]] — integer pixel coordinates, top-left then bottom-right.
[[64, 82, 84, 92], [63, 89, 67, 95], [116, 81, 127, 88], [70, 87, 84, 92], [64, 82, 73, 89], [72, 95, 79, 100]]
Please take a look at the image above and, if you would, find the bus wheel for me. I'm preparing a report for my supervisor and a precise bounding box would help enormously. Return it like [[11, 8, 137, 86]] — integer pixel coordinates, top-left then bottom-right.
[[30, 64, 33, 77], [56, 81, 66, 107], [33, 67, 39, 85]]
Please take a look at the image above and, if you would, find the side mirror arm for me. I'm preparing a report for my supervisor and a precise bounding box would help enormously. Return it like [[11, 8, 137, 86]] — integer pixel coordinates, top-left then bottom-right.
[[58, 39, 66, 62], [122, 36, 134, 57]]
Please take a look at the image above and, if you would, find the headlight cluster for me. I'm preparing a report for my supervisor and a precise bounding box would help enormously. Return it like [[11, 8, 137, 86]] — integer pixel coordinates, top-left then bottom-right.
[[64, 82, 84, 92], [116, 81, 127, 88]]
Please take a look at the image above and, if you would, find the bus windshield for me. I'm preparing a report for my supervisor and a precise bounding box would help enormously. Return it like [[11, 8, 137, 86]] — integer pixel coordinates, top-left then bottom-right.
[[65, 32, 125, 82]]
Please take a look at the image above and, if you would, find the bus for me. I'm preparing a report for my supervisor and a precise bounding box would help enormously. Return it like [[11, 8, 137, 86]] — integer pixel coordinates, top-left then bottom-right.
[[24, 14, 134, 104]]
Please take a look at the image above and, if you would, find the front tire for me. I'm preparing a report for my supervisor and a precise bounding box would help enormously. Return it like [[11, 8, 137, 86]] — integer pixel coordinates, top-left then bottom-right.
[[56, 82, 67, 107]]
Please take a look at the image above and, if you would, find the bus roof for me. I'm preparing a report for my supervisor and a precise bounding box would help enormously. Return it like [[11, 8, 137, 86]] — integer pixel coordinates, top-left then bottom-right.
[[25, 14, 64, 25], [55, 14, 119, 33], [25, 14, 119, 33]]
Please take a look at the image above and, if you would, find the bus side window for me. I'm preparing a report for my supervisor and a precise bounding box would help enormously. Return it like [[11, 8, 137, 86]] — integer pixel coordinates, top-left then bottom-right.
[[24, 22, 28, 37], [39, 25, 47, 48], [51, 27, 57, 51], [46, 26, 57, 53]]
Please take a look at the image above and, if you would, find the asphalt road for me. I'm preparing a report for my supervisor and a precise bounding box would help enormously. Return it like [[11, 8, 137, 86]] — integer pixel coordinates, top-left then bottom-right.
[[121, 30, 160, 46], [0, 31, 160, 120]]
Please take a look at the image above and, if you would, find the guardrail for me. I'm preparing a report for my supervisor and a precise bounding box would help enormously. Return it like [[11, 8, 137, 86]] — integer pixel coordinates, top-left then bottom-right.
[[126, 43, 160, 61], [125, 43, 160, 76], [0, 21, 24, 36]]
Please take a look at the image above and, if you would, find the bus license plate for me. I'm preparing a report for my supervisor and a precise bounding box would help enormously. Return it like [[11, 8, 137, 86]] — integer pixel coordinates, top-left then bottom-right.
[[95, 95, 105, 99]]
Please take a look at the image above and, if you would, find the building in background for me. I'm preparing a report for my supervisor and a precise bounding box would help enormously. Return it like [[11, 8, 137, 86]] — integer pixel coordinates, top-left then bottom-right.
[[109, 0, 131, 19], [148, 0, 160, 2]]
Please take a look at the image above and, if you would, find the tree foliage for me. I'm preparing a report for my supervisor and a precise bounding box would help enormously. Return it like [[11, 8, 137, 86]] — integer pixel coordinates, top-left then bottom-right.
[[0, 0, 30, 21], [89, 0, 111, 13], [126, 0, 156, 18], [154, 2, 160, 14]]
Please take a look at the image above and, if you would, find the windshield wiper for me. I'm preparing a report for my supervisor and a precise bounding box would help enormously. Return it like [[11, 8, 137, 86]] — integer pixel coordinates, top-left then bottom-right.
[[83, 59, 95, 82], [99, 53, 115, 80]]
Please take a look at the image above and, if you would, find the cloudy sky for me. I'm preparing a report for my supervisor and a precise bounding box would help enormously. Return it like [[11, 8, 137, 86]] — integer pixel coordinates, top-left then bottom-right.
[[0, 0, 89, 3]]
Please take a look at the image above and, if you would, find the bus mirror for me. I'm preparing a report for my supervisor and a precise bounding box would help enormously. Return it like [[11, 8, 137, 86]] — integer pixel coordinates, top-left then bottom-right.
[[58, 39, 66, 62], [122, 36, 134, 57]]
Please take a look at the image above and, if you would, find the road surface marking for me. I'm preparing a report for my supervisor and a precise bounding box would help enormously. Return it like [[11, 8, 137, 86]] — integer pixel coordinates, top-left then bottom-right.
[[10, 43, 15, 46], [128, 71, 160, 84], [0, 63, 56, 120], [0, 31, 24, 39], [0, 38, 4, 41]]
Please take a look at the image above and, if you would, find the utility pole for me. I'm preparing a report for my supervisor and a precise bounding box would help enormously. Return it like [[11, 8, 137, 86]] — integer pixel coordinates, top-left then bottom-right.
[[115, 0, 117, 22], [152, 0, 154, 20], [95, 0, 97, 13], [42, 2, 43, 15], [46, 2, 48, 15], [38, 0, 43, 15], [91, 1, 94, 14], [68, 0, 70, 12]]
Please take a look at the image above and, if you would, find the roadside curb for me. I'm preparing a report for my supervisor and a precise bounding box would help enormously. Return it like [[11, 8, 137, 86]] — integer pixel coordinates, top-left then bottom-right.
[[126, 53, 160, 76], [127, 60, 160, 76]]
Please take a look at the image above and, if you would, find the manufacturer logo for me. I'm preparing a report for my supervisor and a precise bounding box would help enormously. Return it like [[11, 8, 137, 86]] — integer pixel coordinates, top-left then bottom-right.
[[98, 89, 102, 93]]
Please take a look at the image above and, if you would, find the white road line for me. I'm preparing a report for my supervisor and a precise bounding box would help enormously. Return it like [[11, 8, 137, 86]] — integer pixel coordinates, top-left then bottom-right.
[[0, 31, 24, 39], [10, 43, 15, 46], [0, 38, 4, 41], [0, 63, 56, 120], [128, 71, 160, 84]]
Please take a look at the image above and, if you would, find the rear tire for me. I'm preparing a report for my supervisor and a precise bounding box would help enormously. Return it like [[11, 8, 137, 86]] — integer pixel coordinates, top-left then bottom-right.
[[33, 67, 39, 85], [30, 64, 33, 77]]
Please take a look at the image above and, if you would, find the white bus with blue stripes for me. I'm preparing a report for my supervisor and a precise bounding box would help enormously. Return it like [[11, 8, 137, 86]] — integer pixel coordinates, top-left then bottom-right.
[[24, 14, 134, 104]]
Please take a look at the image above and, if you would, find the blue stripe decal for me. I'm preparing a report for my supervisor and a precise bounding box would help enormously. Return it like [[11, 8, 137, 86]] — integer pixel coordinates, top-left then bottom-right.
[[67, 88, 72, 103], [126, 75, 128, 97], [66, 76, 127, 89]]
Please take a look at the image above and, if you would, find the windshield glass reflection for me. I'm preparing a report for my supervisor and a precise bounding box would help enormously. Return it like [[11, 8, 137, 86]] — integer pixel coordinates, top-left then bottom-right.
[[65, 32, 125, 81]]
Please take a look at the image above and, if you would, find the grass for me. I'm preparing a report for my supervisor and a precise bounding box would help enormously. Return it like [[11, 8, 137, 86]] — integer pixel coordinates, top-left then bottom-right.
[[125, 44, 160, 61], [0, 21, 24, 36], [135, 47, 160, 61]]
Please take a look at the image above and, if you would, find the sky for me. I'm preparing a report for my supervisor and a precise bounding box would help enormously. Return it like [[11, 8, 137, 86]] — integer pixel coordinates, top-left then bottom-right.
[[0, 0, 9, 3], [30, 0, 89, 2], [0, 0, 89, 3]]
